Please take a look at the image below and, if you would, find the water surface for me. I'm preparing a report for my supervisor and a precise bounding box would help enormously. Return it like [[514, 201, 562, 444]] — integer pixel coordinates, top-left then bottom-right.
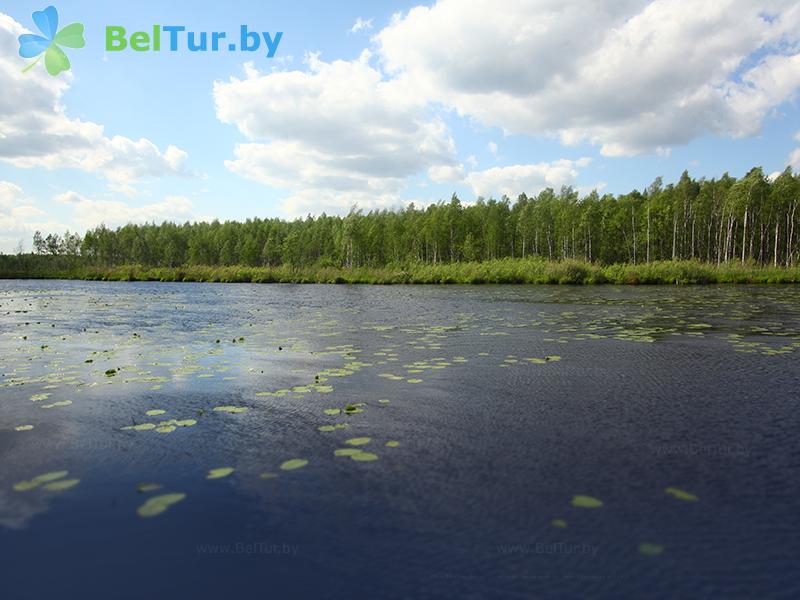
[[1, 281, 799, 599]]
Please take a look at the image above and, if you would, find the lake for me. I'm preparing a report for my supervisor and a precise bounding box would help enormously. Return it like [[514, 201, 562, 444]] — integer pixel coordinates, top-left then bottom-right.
[[1, 281, 798, 599]]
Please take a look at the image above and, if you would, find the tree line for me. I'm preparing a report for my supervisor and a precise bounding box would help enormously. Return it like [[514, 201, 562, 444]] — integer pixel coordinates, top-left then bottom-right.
[[24, 167, 800, 268]]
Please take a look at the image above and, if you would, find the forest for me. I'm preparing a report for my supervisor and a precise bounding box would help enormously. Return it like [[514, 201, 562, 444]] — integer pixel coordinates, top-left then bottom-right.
[[2, 166, 800, 283]]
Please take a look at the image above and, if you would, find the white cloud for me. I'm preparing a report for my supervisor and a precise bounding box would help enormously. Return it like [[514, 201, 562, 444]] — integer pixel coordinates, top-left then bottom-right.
[[0, 181, 65, 252], [214, 53, 459, 216], [465, 158, 590, 198], [487, 141, 498, 156], [428, 164, 464, 183], [54, 191, 197, 229], [377, 0, 800, 156], [0, 13, 191, 185], [789, 148, 800, 170], [349, 17, 373, 34]]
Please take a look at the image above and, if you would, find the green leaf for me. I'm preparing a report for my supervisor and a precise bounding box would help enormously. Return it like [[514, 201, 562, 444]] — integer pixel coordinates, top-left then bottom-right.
[[571, 495, 603, 508], [280, 458, 308, 471], [137, 493, 186, 518], [54, 23, 85, 48], [44, 44, 70, 76], [206, 467, 234, 480]]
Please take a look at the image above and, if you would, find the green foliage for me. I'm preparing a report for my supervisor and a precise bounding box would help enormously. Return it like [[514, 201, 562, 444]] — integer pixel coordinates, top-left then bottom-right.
[[2, 257, 798, 285], [2, 167, 800, 279]]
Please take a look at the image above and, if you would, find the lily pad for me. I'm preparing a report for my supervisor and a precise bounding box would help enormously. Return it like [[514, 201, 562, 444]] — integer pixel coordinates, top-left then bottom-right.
[[33, 471, 68, 484], [137, 483, 163, 493], [207, 467, 234, 480], [14, 425, 34, 431], [43, 479, 80, 492], [213, 406, 248, 414], [351, 452, 379, 462], [122, 423, 156, 431], [13, 470, 69, 492], [259, 472, 278, 480], [550, 519, 568, 529], [137, 492, 186, 518], [41, 400, 72, 409], [280, 459, 308, 471], [145, 409, 166, 416], [317, 425, 336, 432], [665, 487, 698, 502], [385, 441, 400, 447], [571, 495, 603, 508], [334, 448, 361, 457], [345, 437, 371, 446]]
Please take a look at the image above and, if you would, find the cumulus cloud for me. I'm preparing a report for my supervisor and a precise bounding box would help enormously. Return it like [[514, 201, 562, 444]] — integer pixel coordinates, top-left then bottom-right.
[[349, 17, 372, 34], [214, 53, 459, 215], [428, 164, 465, 184], [0, 181, 64, 252], [53, 191, 197, 229], [0, 13, 190, 185], [377, 0, 800, 156], [465, 158, 591, 198]]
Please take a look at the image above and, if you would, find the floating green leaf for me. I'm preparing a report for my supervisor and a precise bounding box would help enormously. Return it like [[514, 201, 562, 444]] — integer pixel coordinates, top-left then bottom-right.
[[665, 487, 698, 502], [13, 470, 69, 492], [122, 423, 156, 431], [333, 448, 361, 456], [213, 405, 248, 414], [137, 492, 186, 518], [385, 441, 400, 447], [33, 471, 68, 484], [14, 425, 34, 431], [137, 483, 162, 493], [351, 452, 379, 462], [145, 409, 166, 416], [207, 467, 234, 479], [334, 448, 361, 457], [571, 495, 603, 508], [280, 459, 308, 471], [345, 437, 371, 446], [41, 400, 72, 409], [43, 478, 80, 492], [550, 519, 568, 529]]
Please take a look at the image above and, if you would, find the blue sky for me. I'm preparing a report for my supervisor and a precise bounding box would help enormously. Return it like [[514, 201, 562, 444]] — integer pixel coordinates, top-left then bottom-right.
[[1, 0, 799, 252]]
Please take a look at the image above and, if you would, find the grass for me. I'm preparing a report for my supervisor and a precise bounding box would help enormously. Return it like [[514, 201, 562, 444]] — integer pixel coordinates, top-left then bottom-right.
[[2, 257, 800, 284]]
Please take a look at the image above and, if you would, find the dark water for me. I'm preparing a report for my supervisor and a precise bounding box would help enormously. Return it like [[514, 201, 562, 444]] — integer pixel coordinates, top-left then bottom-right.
[[1, 281, 799, 599]]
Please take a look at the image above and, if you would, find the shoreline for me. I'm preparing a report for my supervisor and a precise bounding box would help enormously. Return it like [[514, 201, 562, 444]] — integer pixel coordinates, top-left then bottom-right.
[[2, 259, 800, 285]]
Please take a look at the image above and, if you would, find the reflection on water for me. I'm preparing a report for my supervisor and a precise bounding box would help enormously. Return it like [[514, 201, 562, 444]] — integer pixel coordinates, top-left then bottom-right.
[[1, 281, 799, 598]]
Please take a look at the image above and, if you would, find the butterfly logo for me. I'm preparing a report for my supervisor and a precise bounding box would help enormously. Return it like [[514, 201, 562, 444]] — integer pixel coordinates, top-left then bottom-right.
[[18, 6, 85, 76]]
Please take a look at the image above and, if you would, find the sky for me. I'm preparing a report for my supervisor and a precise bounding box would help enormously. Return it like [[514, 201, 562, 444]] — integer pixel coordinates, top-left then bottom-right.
[[1, 0, 800, 252]]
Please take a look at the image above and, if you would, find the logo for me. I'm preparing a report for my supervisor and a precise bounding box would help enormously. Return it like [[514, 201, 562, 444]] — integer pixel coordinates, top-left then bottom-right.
[[18, 6, 85, 76]]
